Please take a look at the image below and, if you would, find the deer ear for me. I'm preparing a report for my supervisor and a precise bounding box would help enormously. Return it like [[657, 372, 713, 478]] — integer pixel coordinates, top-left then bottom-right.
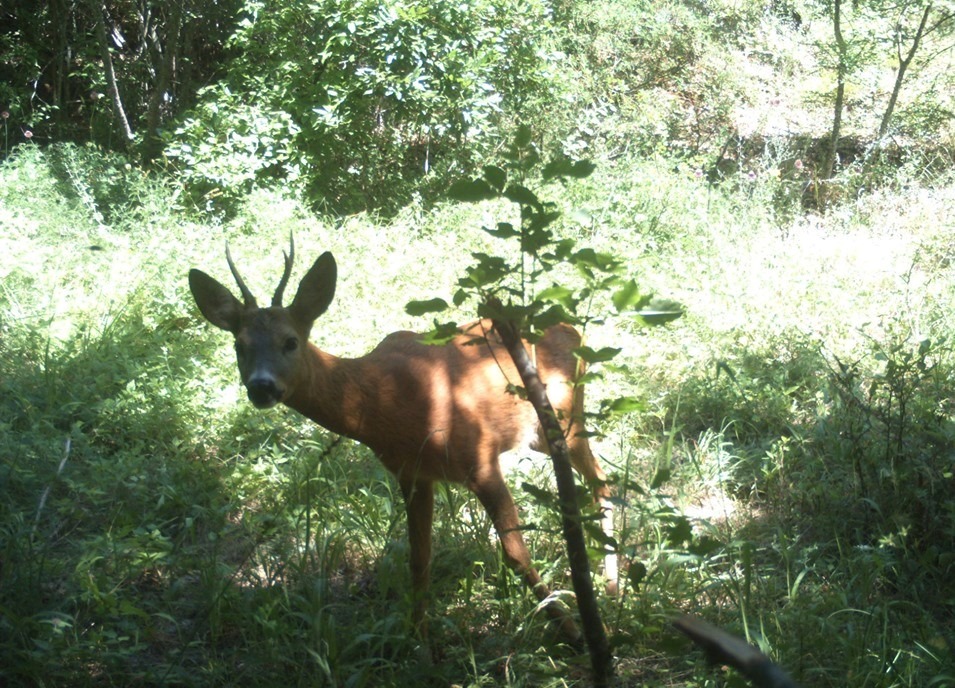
[[189, 269, 243, 333], [289, 252, 337, 326]]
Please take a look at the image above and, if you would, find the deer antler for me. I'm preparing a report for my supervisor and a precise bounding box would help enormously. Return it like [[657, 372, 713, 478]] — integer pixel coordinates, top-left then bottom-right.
[[272, 234, 295, 307], [225, 243, 257, 308]]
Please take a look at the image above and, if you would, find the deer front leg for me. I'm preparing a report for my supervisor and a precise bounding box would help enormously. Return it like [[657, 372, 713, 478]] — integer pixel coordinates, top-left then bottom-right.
[[400, 478, 434, 640], [470, 467, 582, 644]]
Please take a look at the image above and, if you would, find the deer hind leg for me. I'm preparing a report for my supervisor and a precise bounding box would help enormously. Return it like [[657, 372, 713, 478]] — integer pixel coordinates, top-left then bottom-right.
[[562, 385, 618, 596], [399, 478, 434, 639], [469, 465, 581, 643]]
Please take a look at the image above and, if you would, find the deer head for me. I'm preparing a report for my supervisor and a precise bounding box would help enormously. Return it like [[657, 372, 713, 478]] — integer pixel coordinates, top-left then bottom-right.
[[188, 237, 337, 409]]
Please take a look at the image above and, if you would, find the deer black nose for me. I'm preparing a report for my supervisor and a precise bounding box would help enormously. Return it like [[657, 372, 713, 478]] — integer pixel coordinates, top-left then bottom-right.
[[246, 376, 283, 409]]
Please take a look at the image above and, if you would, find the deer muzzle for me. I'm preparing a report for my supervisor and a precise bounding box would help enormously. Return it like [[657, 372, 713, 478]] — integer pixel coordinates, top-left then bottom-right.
[[246, 375, 285, 409]]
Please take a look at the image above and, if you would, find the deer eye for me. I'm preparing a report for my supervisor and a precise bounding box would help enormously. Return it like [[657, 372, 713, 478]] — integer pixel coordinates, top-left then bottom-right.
[[283, 336, 299, 353]]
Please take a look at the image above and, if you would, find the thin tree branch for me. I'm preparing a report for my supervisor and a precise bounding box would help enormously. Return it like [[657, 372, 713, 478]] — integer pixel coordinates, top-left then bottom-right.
[[824, 0, 847, 180], [489, 303, 613, 688]]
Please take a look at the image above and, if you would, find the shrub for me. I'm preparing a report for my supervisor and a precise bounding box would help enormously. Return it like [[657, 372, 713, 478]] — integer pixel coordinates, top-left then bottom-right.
[[165, 0, 564, 214]]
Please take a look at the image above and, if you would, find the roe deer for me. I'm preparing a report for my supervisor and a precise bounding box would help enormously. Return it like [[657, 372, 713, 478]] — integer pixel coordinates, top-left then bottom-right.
[[188, 238, 616, 642]]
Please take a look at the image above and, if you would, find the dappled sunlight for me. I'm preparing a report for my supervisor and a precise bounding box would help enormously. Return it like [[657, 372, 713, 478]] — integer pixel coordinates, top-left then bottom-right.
[[681, 489, 738, 526]]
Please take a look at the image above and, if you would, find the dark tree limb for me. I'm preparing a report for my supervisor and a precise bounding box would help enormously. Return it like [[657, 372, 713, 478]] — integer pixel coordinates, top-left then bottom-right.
[[489, 308, 613, 688], [674, 616, 801, 688]]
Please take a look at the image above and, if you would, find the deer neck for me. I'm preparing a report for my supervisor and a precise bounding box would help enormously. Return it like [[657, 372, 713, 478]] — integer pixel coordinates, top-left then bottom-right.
[[283, 343, 374, 442]]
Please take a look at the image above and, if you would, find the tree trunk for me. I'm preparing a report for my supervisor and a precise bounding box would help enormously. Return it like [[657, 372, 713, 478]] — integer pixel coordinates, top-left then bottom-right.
[[823, 0, 846, 181], [142, 0, 186, 163], [489, 311, 613, 688], [878, 2, 933, 139], [50, 0, 71, 135], [93, 1, 135, 148]]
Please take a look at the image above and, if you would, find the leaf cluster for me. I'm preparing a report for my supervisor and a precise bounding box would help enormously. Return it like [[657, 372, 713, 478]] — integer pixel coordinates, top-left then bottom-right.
[[166, 0, 563, 213], [406, 128, 683, 446], [411, 127, 682, 344]]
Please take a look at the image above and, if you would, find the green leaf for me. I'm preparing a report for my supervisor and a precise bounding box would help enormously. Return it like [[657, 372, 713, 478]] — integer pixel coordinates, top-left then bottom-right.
[[584, 523, 616, 547], [477, 300, 532, 323], [405, 298, 449, 316], [536, 285, 575, 307], [650, 467, 671, 490], [666, 516, 693, 547], [448, 178, 497, 202], [513, 124, 533, 148], [604, 396, 646, 414], [688, 535, 722, 557], [483, 165, 507, 192], [521, 481, 556, 509], [612, 279, 645, 313], [572, 248, 623, 274], [628, 561, 647, 589], [543, 238, 576, 262], [461, 253, 510, 288], [533, 303, 577, 330], [521, 223, 556, 255], [505, 382, 528, 400], [419, 321, 461, 345], [504, 183, 541, 208], [575, 346, 621, 364]]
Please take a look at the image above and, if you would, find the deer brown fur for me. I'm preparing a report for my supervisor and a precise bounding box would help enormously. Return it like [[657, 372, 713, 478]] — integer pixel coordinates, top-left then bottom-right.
[[188, 239, 616, 642]]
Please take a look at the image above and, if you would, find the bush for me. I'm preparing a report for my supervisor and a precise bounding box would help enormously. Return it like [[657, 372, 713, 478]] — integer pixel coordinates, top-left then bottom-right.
[[553, 0, 760, 160], [165, 0, 564, 214]]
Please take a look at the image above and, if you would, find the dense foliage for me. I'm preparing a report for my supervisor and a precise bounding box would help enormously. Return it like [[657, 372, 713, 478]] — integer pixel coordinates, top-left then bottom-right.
[[0, 0, 243, 152], [166, 0, 562, 212], [3, 0, 954, 210]]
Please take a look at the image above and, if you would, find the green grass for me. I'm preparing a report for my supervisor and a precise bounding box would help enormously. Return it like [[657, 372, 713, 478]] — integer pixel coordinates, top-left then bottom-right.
[[6, 1, 955, 684], [2, 138, 953, 687]]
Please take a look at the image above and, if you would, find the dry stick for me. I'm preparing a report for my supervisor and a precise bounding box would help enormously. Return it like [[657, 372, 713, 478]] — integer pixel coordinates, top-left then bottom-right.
[[490, 313, 613, 688], [33, 437, 72, 536], [674, 615, 801, 688]]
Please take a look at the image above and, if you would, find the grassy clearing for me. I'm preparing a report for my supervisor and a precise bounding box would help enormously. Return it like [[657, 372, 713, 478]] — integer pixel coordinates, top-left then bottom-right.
[[2, 141, 953, 686]]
